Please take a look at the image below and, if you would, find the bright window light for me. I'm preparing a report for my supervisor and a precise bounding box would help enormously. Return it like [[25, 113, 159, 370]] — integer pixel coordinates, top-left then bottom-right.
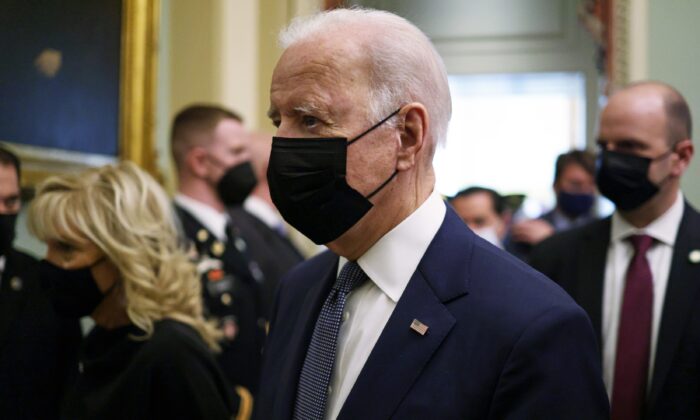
[[434, 72, 587, 215]]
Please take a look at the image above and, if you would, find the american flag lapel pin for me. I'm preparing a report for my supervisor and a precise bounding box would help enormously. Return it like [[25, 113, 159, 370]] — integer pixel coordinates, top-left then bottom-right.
[[410, 319, 429, 336]]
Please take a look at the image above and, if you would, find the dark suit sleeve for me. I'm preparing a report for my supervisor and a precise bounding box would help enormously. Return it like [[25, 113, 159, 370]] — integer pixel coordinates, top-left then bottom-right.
[[489, 304, 609, 419], [528, 234, 565, 282]]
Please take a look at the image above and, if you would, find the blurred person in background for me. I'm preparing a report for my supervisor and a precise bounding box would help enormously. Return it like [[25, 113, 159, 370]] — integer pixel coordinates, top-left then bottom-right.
[[171, 104, 264, 416], [28, 162, 234, 419], [231, 131, 304, 316], [448, 186, 508, 248], [508, 149, 597, 259], [0, 146, 82, 419], [531, 81, 698, 419]]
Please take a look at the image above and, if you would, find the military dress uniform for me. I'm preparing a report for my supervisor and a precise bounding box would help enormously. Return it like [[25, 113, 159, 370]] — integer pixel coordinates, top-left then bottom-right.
[[174, 205, 265, 419]]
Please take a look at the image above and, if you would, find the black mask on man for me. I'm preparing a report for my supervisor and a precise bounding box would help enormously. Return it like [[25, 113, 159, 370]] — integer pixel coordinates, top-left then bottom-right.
[[40, 259, 106, 318], [267, 108, 401, 244], [216, 161, 258, 206], [596, 149, 672, 211], [0, 213, 17, 256]]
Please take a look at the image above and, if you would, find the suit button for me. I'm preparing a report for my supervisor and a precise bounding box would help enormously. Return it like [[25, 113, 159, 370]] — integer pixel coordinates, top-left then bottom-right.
[[221, 293, 232, 306]]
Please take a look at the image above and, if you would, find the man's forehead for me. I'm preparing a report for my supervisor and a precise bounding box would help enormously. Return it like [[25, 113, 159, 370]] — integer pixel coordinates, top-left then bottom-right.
[[271, 40, 369, 103]]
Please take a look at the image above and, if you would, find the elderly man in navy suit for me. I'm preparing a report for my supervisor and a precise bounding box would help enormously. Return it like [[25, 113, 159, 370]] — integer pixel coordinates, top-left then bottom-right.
[[256, 8, 609, 420]]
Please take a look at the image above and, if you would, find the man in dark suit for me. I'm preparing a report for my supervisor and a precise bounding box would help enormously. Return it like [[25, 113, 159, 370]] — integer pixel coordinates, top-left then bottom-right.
[[171, 105, 266, 419], [233, 131, 304, 316], [508, 150, 598, 260], [255, 8, 608, 420], [531, 81, 697, 420], [0, 146, 82, 418]]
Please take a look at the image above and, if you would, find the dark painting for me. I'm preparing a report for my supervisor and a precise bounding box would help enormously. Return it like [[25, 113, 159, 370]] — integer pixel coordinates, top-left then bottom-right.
[[0, 0, 122, 156]]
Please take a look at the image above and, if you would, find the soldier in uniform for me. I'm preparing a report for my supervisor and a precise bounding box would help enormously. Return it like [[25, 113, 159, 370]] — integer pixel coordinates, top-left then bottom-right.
[[170, 105, 265, 418], [0, 146, 82, 419]]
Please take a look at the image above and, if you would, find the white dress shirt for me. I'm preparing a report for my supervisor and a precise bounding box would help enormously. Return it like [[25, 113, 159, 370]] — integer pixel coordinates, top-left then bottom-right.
[[325, 191, 446, 420], [174, 194, 229, 241], [602, 191, 684, 397]]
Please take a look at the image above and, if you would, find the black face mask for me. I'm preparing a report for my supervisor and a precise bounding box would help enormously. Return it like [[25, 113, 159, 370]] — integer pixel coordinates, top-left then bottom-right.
[[268, 108, 401, 244], [216, 161, 258, 206], [40, 259, 106, 318], [596, 149, 673, 211], [0, 213, 17, 256]]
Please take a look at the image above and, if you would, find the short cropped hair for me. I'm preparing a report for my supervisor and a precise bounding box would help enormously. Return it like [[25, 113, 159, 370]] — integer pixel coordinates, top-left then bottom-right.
[[554, 150, 595, 184], [0, 146, 21, 181], [170, 105, 243, 170], [450, 186, 505, 215]]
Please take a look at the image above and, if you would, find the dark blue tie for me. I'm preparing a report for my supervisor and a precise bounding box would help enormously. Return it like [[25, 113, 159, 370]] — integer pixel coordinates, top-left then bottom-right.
[[293, 261, 368, 420]]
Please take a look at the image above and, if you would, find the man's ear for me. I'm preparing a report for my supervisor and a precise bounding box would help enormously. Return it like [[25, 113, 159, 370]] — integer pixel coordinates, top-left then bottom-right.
[[671, 138, 694, 177], [186, 146, 210, 178], [397, 103, 429, 171]]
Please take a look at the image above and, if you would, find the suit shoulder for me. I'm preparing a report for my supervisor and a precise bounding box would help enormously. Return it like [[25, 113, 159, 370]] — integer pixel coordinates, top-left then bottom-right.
[[467, 238, 586, 325], [8, 247, 39, 265], [531, 218, 609, 260]]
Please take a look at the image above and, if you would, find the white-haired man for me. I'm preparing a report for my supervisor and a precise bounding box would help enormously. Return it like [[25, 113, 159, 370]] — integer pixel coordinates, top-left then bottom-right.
[[256, 8, 609, 420]]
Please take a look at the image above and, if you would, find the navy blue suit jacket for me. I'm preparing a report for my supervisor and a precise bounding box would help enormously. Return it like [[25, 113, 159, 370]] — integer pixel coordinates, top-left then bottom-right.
[[256, 207, 609, 419]]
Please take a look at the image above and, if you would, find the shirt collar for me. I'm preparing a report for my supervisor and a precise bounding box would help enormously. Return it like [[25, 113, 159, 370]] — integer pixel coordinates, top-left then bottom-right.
[[611, 191, 684, 246], [174, 193, 229, 241], [338, 191, 446, 302], [244, 196, 284, 230]]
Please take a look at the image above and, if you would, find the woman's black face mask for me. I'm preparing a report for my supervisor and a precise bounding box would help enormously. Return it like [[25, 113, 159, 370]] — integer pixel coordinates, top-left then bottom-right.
[[267, 108, 401, 244], [40, 258, 107, 318]]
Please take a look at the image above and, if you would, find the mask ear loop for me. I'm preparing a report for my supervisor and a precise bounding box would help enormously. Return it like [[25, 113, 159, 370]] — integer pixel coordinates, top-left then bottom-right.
[[348, 108, 402, 146], [365, 170, 399, 200]]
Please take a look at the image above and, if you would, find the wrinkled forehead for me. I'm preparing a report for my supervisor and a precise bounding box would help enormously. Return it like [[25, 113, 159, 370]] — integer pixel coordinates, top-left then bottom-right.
[[270, 38, 373, 116]]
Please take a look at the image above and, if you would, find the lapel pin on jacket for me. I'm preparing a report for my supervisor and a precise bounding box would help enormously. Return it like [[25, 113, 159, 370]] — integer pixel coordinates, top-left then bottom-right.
[[410, 319, 429, 336], [689, 249, 700, 264], [9, 276, 22, 291]]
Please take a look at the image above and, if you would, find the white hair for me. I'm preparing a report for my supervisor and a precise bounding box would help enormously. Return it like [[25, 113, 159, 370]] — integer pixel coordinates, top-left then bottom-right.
[[279, 7, 452, 147]]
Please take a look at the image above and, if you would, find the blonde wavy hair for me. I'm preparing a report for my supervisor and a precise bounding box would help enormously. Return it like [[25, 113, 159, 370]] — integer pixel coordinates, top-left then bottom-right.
[[28, 161, 221, 350]]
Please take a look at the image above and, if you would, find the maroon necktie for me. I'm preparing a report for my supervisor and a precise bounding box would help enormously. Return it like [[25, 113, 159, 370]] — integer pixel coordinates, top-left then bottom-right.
[[611, 234, 654, 420]]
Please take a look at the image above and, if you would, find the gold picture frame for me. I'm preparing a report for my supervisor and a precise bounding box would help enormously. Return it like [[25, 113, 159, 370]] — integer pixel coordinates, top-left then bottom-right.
[[3, 0, 160, 188]]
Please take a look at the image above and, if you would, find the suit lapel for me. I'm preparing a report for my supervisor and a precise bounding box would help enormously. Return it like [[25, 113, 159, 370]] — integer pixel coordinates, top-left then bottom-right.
[[575, 218, 610, 346], [273, 253, 339, 420], [337, 208, 469, 419], [648, 203, 700, 409], [337, 270, 456, 420]]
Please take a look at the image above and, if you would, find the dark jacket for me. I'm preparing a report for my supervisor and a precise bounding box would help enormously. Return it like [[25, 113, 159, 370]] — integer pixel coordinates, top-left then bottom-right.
[[0, 248, 82, 419], [530, 202, 700, 419], [256, 207, 609, 419]]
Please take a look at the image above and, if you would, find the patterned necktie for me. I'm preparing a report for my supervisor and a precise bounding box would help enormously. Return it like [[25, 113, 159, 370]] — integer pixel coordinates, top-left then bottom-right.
[[611, 234, 654, 420], [293, 261, 368, 420]]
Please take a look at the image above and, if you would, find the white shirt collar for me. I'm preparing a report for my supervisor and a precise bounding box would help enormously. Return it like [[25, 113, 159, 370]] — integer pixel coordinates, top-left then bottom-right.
[[611, 191, 684, 246], [244, 196, 284, 230], [338, 191, 446, 302], [174, 193, 229, 241]]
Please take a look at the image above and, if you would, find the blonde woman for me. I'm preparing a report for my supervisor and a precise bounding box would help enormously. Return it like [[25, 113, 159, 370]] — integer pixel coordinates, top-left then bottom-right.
[[28, 162, 234, 420]]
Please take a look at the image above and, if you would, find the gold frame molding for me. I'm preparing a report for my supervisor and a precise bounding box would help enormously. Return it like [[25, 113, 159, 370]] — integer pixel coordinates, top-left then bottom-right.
[[120, 0, 160, 178], [6, 0, 160, 188]]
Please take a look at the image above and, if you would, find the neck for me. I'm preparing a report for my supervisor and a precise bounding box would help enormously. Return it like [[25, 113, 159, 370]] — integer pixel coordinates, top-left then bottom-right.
[[251, 183, 274, 208], [619, 184, 679, 228], [91, 285, 131, 330], [178, 177, 224, 212], [328, 171, 434, 261]]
